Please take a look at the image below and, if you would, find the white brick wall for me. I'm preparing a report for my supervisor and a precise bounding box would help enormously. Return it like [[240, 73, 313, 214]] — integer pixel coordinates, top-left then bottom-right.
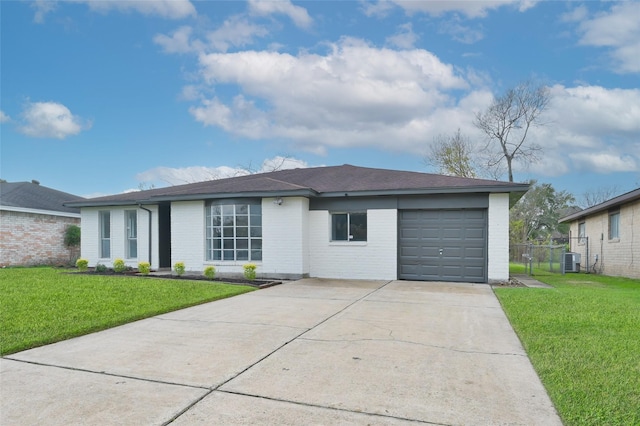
[[488, 193, 510, 282], [262, 197, 310, 278], [171, 201, 205, 272], [80, 206, 157, 269], [308, 209, 397, 280]]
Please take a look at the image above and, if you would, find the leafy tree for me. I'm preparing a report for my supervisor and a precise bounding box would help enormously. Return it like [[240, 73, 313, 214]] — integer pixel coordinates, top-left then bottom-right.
[[424, 129, 481, 178], [510, 181, 575, 243], [474, 80, 550, 182]]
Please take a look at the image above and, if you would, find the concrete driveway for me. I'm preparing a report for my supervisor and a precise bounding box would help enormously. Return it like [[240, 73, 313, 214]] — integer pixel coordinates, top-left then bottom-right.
[[1, 279, 562, 425]]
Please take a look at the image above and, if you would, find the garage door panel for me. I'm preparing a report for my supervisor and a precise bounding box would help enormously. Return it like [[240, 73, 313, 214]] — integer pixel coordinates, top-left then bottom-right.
[[399, 209, 487, 283]]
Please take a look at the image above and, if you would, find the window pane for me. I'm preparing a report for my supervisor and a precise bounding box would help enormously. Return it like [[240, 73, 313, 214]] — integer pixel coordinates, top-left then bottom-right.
[[223, 250, 234, 260], [610, 213, 620, 239], [251, 204, 261, 215], [222, 205, 234, 216], [236, 204, 248, 215], [350, 213, 367, 241], [331, 214, 348, 241], [210, 205, 221, 216], [251, 250, 262, 261], [128, 240, 137, 258], [237, 239, 248, 250], [101, 240, 110, 258], [250, 215, 262, 226], [212, 250, 221, 260], [237, 227, 248, 237], [237, 250, 249, 260], [223, 216, 234, 226], [223, 239, 234, 250], [250, 239, 262, 250], [212, 216, 221, 226], [223, 226, 234, 237], [236, 216, 248, 227], [250, 227, 262, 237]]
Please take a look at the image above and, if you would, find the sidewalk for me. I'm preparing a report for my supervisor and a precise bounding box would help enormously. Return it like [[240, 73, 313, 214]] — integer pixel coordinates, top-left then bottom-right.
[[511, 274, 554, 288]]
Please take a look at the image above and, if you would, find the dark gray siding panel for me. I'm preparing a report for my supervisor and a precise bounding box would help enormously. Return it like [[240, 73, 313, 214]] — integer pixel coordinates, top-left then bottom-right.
[[309, 193, 489, 211], [398, 209, 487, 283]]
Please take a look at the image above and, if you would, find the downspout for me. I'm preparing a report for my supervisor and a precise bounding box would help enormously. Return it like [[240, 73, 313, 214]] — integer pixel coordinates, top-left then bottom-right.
[[138, 205, 153, 266]]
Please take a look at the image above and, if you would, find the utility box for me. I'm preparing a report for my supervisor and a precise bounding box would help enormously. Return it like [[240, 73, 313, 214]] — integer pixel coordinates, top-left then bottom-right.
[[565, 252, 581, 273]]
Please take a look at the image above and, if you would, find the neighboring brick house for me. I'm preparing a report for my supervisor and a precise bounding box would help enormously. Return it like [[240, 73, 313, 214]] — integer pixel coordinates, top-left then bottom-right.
[[560, 187, 640, 279], [0, 181, 84, 266], [66, 165, 528, 283]]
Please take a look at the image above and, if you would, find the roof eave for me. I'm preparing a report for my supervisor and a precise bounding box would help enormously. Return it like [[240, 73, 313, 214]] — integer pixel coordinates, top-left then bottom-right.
[[319, 184, 529, 198]]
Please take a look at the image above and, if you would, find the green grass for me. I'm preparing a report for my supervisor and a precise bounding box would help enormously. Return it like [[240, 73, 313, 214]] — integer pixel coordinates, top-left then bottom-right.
[[495, 271, 640, 425], [0, 267, 255, 356]]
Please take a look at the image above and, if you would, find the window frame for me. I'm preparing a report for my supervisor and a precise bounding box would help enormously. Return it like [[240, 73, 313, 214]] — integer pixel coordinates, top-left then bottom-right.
[[99, 210, 111, 259], [125, 210, 138, 259], [330, 211, 367, 242], [608, 209, 620, 240], [578, 221, 586, 244], [205, 202, 262, 262]]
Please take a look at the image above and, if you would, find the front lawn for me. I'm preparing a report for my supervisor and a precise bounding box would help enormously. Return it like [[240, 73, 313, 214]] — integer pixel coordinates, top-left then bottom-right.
[[0, 267, 255, 356], [495, 271, 640, 425]]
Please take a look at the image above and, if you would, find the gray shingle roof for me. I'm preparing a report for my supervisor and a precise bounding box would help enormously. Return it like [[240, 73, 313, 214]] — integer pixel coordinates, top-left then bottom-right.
[[65, 164, 529, 207], [0, 181, 84, 214]]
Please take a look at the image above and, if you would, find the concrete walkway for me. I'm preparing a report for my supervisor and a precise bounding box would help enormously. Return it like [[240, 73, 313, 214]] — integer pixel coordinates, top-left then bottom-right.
[[1, 279, 562, 425]]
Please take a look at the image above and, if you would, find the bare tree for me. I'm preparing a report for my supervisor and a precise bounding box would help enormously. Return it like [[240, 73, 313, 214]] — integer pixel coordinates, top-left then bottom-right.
[[580, 185, 621, 208], [474, 80, 550, 182], [424, 129, 479, 178]]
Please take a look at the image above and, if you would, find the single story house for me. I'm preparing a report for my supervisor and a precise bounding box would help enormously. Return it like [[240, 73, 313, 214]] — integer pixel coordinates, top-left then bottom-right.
[[560, 187, 640, 279], [0, 180, 84, 266], [65, 165, 528, 283]]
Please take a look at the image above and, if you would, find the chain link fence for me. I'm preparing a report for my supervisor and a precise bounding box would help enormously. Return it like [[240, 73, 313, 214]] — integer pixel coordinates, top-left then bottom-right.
[[510, 243, 568, 275]]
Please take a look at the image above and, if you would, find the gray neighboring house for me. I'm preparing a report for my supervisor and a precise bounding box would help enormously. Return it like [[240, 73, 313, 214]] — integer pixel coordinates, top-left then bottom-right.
[[65, 165, 528, 283], [0, 181, 84, 266], [560, 187, 640, 279]]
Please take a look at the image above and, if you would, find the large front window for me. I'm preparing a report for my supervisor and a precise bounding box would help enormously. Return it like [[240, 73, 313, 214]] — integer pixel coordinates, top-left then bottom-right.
[[206, 203, 262, 261], [99, 211, 111, 258], [331, 212, 367, 241], [126, 210, 137, 259]]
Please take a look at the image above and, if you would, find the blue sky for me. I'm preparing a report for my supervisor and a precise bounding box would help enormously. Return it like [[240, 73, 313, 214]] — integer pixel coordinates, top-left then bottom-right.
[[2, 1, 639, 203]]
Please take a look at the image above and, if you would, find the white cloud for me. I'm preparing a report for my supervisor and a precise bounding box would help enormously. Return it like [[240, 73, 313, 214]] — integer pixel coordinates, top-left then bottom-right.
[[386, 23, 418, 49], [32, 0, 196, 22], [0, 110, 10, 123], [135, 156, 311, 187], [154, 26, 204, 54], [248, 0, 312, 29], [18, 101, 91, 139], [438, 17, 484, 44], [190, 37, 468, 154], [524, 84, 640, 175], [206, 15, 269, 52], [366, 0, 536, 19], [575, 2, 640, 73]]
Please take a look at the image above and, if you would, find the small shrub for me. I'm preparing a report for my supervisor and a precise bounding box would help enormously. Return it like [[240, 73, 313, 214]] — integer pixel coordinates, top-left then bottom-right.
[[113, 258, 126, 273], [64, 225, 81, 248], [243, 263, 257, 280], [75, 258, 89, 272], [174, 261, 185, 276], [138, 261, 151, 275], [95, 264, 107, 273], [203, 266, 216, 280]]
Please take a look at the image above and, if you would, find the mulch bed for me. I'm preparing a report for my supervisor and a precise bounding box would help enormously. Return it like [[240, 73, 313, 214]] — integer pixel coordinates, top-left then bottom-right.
[[72, 270, 281, 289]]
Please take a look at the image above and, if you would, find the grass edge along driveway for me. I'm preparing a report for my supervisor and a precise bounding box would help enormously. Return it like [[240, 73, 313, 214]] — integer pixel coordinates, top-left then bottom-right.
[[1, 267, 255, 356], [494, 272, 640, 426]]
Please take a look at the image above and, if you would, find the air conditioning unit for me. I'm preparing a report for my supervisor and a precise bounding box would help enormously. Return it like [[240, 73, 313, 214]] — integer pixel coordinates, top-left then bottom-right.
[[565, 252, 581, 273]]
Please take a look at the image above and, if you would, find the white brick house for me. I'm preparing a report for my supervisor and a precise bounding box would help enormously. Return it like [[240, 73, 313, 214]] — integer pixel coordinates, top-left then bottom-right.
[[560, 187, 640, 279], [0, 181, 84, 266], [66, 165, 528, 283]]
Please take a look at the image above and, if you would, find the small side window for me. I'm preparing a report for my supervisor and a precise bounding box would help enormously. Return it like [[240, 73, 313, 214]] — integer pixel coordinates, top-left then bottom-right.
[[331, 212, 367, 242]]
